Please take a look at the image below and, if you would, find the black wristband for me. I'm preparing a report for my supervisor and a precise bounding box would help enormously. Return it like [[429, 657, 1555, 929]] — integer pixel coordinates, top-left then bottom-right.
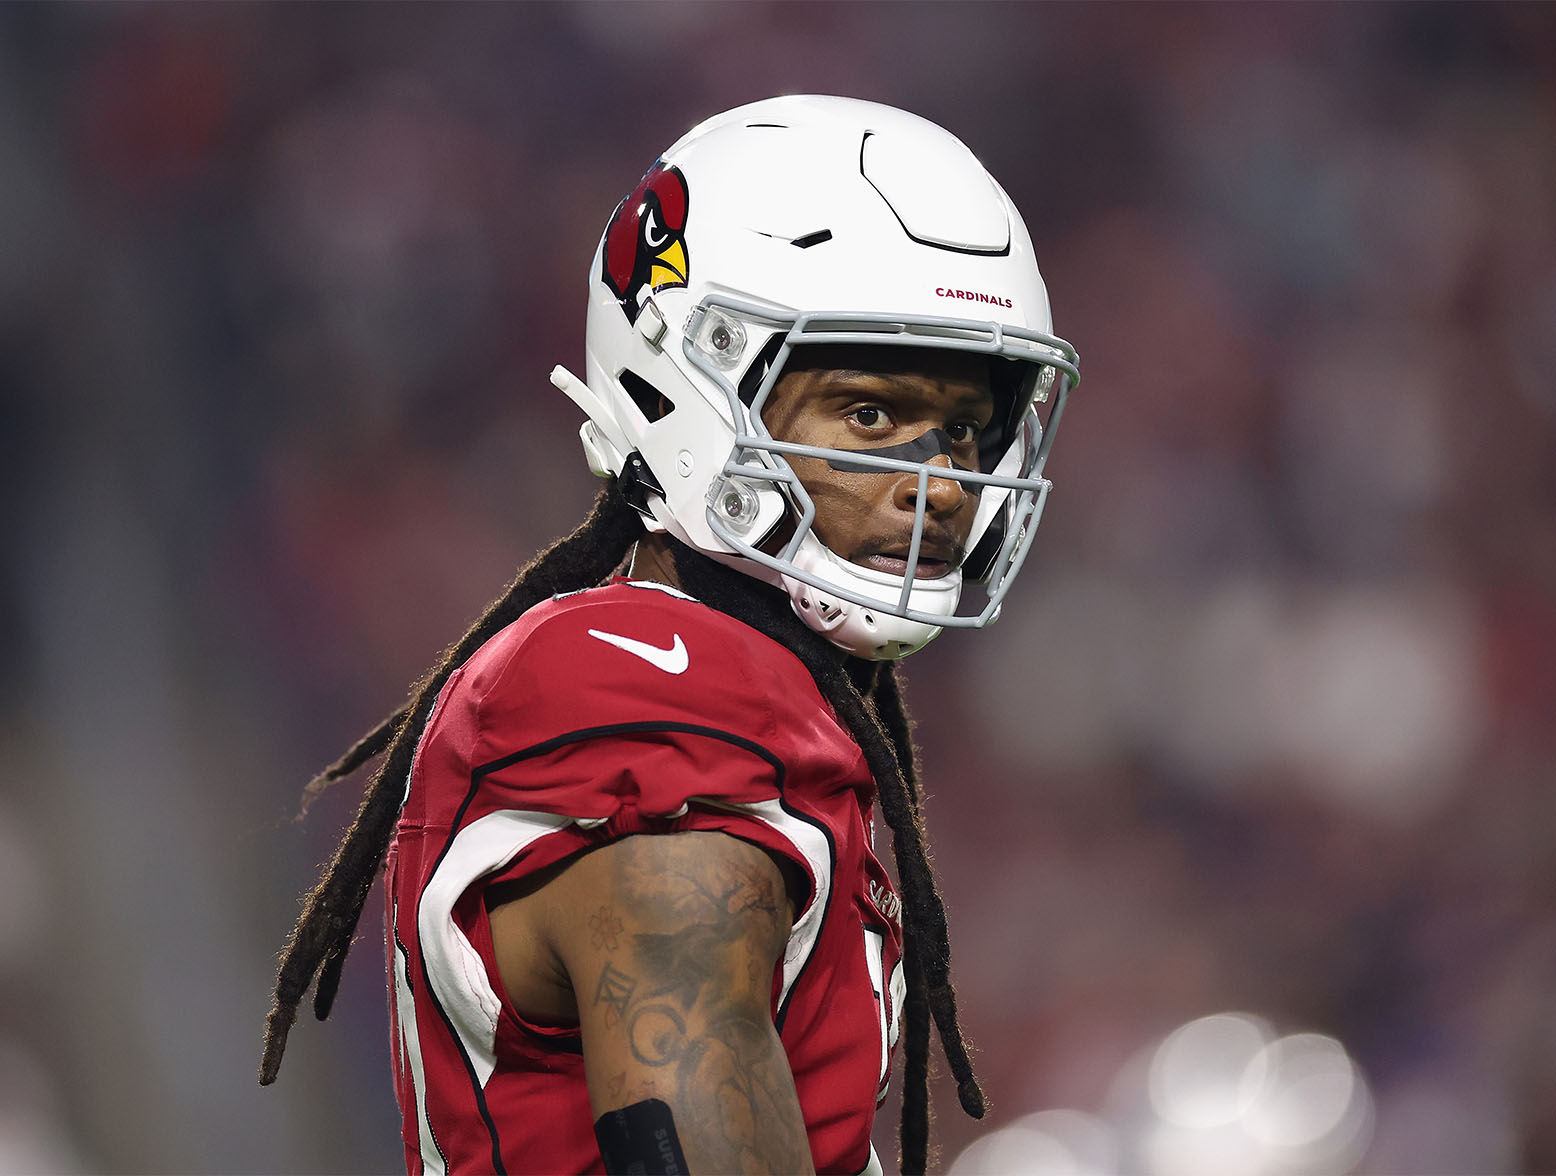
[[594, 1098, 690, 1175]]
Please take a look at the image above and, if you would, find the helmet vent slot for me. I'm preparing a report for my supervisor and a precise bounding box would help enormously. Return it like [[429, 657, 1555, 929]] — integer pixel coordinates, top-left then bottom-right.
[[790, 229, 833, 249], [737, 335, 787, 406], [620, 370, 672, 422]]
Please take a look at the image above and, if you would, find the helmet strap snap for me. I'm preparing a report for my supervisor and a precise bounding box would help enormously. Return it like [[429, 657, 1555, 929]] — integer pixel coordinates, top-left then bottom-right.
[[618, 451, 666, 518]]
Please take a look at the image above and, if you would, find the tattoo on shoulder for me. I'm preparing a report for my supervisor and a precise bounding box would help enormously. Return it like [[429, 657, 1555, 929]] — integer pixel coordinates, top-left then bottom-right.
[[617, 840, 786, 973], [628, 1002, 687, 1068], [593, 961, 636, 1028], [587, 837, 807, 1171], [589, 905, 624, 952]]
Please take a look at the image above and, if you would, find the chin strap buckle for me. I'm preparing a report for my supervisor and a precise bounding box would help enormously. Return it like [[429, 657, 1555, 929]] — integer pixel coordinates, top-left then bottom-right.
[[618, 450, 666, 518]]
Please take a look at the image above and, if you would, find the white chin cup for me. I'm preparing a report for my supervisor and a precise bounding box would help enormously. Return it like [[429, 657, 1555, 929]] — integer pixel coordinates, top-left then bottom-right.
[[780, 537, 962, 660]]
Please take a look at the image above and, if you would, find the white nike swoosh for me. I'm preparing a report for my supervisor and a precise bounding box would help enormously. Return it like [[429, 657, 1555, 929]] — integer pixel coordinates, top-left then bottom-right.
[[587, 628, 689, 674]]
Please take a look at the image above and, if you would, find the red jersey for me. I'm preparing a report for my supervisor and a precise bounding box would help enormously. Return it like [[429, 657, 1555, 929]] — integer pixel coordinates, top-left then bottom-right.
[[385, 580, 904, 1175]]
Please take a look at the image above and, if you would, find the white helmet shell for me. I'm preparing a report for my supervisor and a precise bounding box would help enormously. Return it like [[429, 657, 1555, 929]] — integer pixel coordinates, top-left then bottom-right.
[[551, 95, 1079, 659]]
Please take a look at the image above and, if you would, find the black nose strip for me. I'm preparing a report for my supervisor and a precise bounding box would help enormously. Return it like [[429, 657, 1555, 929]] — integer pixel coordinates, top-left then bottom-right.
[[824, 428, 976, 475]]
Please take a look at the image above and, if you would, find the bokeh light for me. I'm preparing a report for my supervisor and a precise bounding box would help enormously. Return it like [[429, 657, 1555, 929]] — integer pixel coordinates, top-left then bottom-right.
[[1138, 1015, 1373, 1176], [954, 1013, 1373, 1176], [948, 1109, 1117, 1176], [1148, 1013, 1274, 1130]]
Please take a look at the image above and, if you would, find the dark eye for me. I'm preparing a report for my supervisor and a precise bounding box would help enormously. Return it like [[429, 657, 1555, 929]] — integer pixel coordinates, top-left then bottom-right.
[[850, 406, 888, 428], [947, 422, 981, 444]]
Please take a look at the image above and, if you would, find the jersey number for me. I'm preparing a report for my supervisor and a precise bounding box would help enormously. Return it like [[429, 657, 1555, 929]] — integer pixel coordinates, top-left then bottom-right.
[[862, 926, 905, 1095]]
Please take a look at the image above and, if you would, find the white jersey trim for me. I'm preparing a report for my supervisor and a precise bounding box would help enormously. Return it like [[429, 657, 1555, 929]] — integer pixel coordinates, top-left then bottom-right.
[[392, 904, 446, 1174], [688, 797, 832, 1012], [418, 808, 573, 1088], [621, 578, 697, 601], [418, 796, 830, 1087]]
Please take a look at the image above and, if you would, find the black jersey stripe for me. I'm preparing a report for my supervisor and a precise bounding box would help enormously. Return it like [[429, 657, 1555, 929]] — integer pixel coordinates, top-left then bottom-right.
[[472, 719, 787, 789]]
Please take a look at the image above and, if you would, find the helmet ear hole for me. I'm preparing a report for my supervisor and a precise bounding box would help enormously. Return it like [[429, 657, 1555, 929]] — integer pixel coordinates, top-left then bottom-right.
[[620, 370, 673, 423]]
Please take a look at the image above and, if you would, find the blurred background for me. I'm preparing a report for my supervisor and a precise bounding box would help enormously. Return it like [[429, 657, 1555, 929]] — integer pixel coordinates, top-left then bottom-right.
[[1, 2, 1554, 1172]]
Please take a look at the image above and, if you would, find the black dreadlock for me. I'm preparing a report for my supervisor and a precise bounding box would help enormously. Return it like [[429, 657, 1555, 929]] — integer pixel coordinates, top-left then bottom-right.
[[259, 484, 643, 1084], [260, 479, 981, 1174], [668, 543, 984, 1174]]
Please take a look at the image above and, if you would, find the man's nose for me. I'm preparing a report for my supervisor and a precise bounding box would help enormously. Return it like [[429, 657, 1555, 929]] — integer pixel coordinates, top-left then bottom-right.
[[894, 453, 966, 516]]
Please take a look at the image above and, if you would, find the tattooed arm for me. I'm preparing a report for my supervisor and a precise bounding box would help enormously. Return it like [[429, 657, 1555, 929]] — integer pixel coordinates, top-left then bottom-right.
[[488, 832, 816, 1175]]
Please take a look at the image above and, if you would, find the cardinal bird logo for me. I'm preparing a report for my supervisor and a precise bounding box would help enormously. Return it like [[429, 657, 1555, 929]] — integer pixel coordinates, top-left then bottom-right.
[[601, 161, 690, 324]]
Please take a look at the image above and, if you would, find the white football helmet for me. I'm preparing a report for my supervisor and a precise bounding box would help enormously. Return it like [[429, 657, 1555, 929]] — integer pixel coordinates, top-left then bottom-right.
[[551, 95, 1079, 659]]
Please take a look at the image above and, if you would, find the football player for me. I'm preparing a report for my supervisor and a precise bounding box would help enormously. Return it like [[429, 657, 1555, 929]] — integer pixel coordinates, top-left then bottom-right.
[[261, 95, 1079, 1176]]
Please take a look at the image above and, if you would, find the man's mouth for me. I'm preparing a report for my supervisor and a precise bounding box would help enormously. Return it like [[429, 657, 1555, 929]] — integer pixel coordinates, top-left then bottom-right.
[[858, 550, 958, 579]]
